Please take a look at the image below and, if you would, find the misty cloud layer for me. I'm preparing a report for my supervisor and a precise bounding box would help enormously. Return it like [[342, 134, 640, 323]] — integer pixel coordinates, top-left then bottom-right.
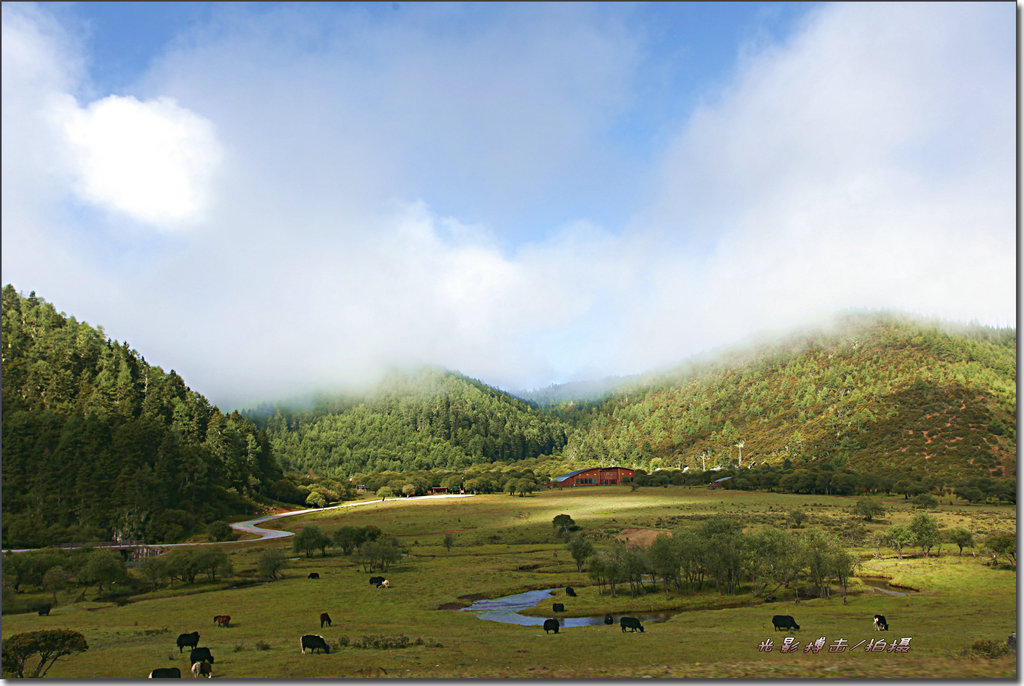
[[2, 3, 1015, 408]]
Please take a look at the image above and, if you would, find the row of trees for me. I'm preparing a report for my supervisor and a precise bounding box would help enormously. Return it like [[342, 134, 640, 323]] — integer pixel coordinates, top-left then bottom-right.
[[627, 462, 1016, 504], [568, 520, 857, 603], [292, 524, 406, 573]]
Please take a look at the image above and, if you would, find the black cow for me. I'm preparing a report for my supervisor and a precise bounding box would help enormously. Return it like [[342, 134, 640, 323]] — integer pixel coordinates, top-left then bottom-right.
[[604, 614, 614, 625], [148, 667, 181, 678], [772, 615, 800, 631], [620, 617, 644, 633], [301, 634, 330, 654], [189, 647, 214, 665], [552, 603, 565, 613], [873, 614, 888, 631], [565, 586, 576, 597], [543, 619, 560, 634], [369, 576, 385, 586], [308, 572, 320, 579], [176, 631, 200, 653], [320, 612, 332, 628], [35, 604, 51, 616]]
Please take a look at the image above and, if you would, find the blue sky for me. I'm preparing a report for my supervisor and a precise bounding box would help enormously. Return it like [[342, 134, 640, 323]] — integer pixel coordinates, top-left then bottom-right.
[[1, 2, 1016, 408]]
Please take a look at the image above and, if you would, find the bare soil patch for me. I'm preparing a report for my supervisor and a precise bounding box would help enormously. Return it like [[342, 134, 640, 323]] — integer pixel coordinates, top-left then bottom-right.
[[614, 528, 671, 548]]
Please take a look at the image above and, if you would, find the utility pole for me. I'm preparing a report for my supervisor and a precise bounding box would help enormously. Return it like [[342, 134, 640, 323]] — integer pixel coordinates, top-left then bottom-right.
[[736, 441, 744, 467]]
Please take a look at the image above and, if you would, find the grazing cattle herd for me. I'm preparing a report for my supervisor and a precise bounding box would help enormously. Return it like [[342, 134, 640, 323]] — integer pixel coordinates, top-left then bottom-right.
[[136, 568, 936, 677]]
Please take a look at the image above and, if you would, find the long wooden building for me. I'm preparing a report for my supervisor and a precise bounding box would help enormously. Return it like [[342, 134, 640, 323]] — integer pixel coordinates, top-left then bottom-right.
[[550, 466, 636, 487]]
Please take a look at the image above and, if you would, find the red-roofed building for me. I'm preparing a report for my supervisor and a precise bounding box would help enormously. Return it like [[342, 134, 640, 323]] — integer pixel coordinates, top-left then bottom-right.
[[550, 466, 636, 487]]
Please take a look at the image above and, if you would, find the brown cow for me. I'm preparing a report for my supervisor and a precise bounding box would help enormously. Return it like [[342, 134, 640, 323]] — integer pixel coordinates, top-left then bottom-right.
[[214, 615, 231, 627], [191, 660, 212, 678]]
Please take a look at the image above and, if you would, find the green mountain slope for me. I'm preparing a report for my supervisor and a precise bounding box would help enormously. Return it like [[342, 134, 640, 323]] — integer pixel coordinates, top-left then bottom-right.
[[553, 312, 1016, 483], [1, 286, 287, 548], [246, 368, 569, 476]]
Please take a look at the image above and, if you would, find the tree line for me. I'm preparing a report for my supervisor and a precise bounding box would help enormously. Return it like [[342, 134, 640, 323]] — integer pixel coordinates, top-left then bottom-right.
[[1, 286, 288, 548]]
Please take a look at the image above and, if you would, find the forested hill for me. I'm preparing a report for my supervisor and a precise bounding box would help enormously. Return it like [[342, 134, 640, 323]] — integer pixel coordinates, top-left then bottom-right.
[[244, 368, 570, 476], [552, 312, 1016, 484], [1, 286, 288, 548]]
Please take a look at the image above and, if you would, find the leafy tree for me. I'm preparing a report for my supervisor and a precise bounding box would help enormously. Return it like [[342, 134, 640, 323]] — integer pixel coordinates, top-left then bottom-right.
[[293, 525, 331, 558], [138, 555, 169, 590], [948, 527, 975, 556], [552, 514, 576, 536], [193, 547, 232, 582], [885, 524, 915, 560], [401, 483, 417, 497], [566, 534, 595, 573], [1, 629, 88, 678], [909, 513, 940, 557], [305, 490, 328, 508], [646, 534, 681, 599], [163, 548, 202, 585], [77, 549, 127, 594], [207, 521, 233, 541], [985, 532, 1016, 565], [852, 499, 885, 521], [912, 493, 938, 509], [332, 526, 363, 555], [257, 549, 288, 580], [41, 566, 70, 604], [442, 533, 455, 554], [788, 509, 808, 528], [955, 485, 986, 504], [376, 486, 395, 501]]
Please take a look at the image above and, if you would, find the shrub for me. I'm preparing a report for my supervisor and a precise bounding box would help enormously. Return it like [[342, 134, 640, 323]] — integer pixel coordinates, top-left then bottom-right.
[[254, 641, 271, 651], [963, 639, 1010, 659]]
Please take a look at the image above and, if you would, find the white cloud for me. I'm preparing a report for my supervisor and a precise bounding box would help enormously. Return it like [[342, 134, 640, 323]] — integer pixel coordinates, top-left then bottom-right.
[[53, 94, 222, 227], [1, 3, 1014, 408]]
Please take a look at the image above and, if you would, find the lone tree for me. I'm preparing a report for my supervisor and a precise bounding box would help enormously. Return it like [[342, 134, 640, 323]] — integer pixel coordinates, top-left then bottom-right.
[[948, 527, 975, 557], [2, 629, 88, 678], [853, 499, 885, 522], [376, 486, 395, 501], [552, 514, 576, 536], [567, 534, 595, 573], [442, 533, 455, 554], [257, 549, 288, 581]]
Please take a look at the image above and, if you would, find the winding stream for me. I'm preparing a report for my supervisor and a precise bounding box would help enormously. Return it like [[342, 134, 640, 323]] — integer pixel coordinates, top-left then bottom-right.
[[460, 588, 682, 628]]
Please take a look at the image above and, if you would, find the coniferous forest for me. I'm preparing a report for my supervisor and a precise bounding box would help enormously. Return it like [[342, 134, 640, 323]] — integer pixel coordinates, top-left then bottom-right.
[[1, 286, 1016, 548]]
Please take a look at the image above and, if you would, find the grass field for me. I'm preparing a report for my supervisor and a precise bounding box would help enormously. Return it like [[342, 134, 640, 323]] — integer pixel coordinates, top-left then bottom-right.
[[2, 487, 1016, 678]]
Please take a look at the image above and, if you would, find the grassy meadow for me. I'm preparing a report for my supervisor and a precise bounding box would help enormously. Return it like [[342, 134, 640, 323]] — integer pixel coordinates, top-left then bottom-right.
[[2, 486, 1016, 678]]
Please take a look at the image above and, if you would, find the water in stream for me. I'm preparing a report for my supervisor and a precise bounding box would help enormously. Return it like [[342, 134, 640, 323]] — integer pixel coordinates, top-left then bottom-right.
[[460, 588, 681, 628]]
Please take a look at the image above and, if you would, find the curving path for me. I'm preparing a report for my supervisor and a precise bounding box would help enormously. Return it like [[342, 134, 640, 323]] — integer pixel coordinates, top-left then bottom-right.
[[2, 494, 476, 553], [228, 493, 476, 542]]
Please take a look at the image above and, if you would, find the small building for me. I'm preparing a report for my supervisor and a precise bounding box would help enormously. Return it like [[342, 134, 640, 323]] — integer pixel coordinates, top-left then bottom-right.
[[707, 476, 733, 489], [550, 466, 636, 488], [430, 486, 449, 494]]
